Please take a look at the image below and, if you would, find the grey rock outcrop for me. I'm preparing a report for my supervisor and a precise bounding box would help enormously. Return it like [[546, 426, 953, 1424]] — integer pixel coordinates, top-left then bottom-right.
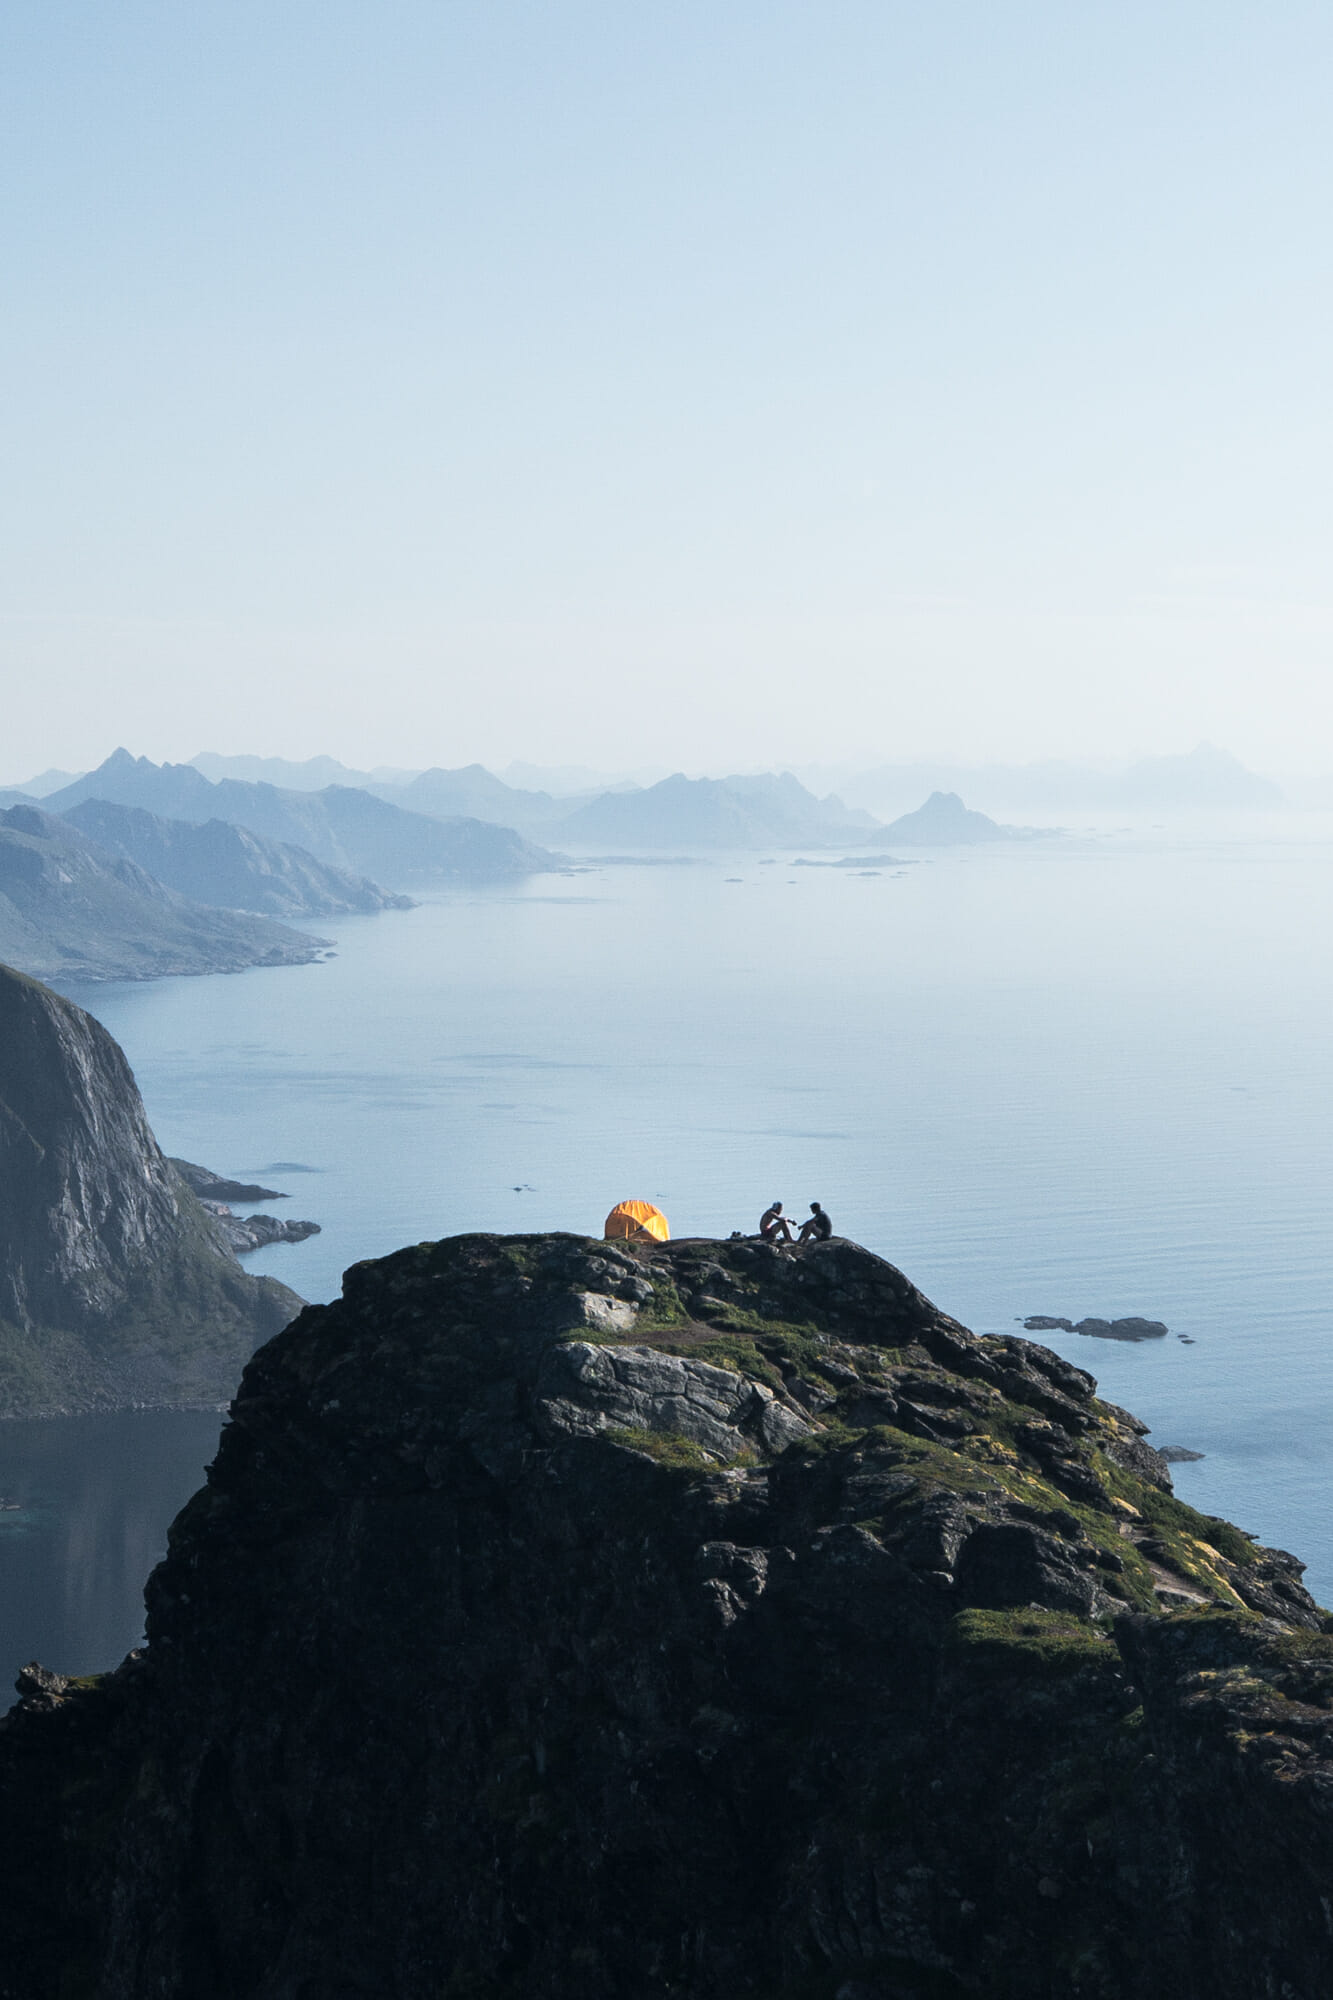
[[1023, 1313, 1169, 1341], [0, 963, 301, 1413], [1076, 1314, 1169, 1341], [198, 1204, 320, 1254], [534, 1338, 815, 1457], [0, 1231, 1330, 1998]]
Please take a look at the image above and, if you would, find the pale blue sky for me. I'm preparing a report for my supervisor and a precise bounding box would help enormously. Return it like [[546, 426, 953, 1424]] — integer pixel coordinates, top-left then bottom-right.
[[4, 2, 1333, 779]]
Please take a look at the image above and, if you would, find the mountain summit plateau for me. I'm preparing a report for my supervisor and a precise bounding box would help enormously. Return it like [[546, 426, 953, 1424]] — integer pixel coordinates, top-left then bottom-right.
[[1, 1230, 1330, 1996]]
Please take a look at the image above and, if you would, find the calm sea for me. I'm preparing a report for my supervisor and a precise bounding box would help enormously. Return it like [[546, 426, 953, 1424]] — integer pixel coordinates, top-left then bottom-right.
[[5, 817, 1333, 1686]]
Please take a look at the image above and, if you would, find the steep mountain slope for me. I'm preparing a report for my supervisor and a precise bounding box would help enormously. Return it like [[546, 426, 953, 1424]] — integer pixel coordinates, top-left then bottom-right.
[[555, 771, 878, 848], [45, 752, 560, 887], [0, 806, 327, 982], [0, 964, 301, 1414], [2, 1231, 1330, 1997], [61, 799, 411, 918]]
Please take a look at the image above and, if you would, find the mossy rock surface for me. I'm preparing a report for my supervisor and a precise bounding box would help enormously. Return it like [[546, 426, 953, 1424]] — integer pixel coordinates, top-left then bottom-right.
[[1, 1230, 1331, 2000]]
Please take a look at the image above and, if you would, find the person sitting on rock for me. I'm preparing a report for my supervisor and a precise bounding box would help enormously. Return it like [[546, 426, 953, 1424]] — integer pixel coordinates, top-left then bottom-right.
[[797, 1201, 833, 1244], [759, 1201, 793, 1243]]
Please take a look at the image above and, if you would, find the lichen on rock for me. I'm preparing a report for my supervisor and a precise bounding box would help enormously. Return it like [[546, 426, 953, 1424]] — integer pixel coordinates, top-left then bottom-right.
[[1, 1229, 1330, 1998]]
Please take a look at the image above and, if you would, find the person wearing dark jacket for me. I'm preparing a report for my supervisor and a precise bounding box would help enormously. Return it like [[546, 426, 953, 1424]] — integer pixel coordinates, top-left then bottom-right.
[[797, 1201, 832, 1243]]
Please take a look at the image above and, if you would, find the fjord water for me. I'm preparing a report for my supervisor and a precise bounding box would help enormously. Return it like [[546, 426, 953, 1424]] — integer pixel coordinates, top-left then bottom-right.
[[6, 819, 1333, 1684], [0, 1412, 228, 1682]]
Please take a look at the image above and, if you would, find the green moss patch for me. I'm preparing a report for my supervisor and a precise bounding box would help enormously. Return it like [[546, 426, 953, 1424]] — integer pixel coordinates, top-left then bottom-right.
[[602, 1426, 750, 1471], [950, 1607, 1113, 1671], [628, 1274, 690, 1332], [1260, 1626, 1333, 1665], [1089, 1453, 1254, 1605]]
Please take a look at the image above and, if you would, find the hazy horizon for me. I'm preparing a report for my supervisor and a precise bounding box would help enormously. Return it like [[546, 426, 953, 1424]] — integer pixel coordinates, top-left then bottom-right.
[[3, 738, 1330, 799], [5, 5, 1333, 774]]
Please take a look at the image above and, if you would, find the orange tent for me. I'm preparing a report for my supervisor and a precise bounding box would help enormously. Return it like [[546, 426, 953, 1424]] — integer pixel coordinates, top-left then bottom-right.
[[603, 1199, 670, 1244]]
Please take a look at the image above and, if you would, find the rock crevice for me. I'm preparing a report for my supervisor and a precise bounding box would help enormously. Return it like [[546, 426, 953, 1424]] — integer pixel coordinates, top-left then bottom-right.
[[1, 1230, 1330, 1997]]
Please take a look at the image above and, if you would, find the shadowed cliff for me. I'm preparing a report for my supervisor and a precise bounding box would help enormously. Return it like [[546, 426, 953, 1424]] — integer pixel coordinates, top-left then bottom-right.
[[0, 963, 301, 1413], [2, 1230, 1331, 1997]]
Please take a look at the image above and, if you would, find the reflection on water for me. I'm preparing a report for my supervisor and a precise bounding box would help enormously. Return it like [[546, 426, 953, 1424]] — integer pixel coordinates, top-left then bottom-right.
[[0, 1412, 223, 1691]]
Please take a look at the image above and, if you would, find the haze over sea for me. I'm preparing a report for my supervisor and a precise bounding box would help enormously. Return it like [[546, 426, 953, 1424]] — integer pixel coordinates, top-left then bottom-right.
[[5, 812, 1333, 1683]]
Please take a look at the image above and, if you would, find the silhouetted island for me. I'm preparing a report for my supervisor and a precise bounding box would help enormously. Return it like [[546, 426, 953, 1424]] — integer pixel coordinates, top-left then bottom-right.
[[881, 790, 1044, 844]]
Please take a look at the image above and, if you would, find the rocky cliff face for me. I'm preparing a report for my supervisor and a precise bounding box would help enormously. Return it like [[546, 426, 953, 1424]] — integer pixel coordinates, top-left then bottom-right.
[[0, 805, 329, 981], [2, 1231, 1332, 1999], [0, 963, 301, 1413]]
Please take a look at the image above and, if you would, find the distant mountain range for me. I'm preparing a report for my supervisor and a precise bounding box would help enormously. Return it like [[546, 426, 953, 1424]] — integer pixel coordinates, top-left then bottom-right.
[[797, 744, 1285, 818], [358, 764, 879, 848], [42, 752, 562, 887], [172, 743, 1290, 820], [62, 799, 413, 919], [188, 752, 660, 797], [0, 806, 329, 984], [551, 772, 878, 848], [0, 766, 83, 800], [380, 764, 571, 829], [34, 751, 877, 854], [7, 748, 1296, 848], [2, 743, 1302, 891], [190, 751, 422, 790]]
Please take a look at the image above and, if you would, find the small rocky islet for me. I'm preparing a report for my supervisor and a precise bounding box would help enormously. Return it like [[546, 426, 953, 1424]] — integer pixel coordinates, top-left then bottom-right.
[[2, 1229, 1332, 1997], [1023, 1313, 1169, 1341], [169, 1158, 321, 1255]]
